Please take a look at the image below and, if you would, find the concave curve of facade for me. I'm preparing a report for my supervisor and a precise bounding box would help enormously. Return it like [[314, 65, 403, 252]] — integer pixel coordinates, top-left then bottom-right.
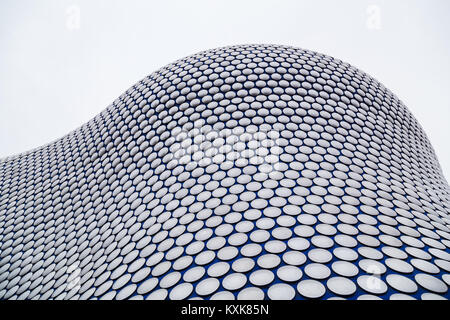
[[0, 44, 449, 300]]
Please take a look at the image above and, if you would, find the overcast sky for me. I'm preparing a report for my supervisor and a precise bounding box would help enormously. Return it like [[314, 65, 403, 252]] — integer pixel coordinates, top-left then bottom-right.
[[0, 0, 449, 180]]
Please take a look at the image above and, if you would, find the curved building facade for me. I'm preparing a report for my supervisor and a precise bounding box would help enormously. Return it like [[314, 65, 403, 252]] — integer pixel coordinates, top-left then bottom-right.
[[0, 45, 449, 300]]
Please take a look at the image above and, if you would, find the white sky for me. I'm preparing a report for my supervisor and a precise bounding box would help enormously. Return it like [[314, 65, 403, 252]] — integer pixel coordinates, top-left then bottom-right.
[[0, 0, 449, 180]]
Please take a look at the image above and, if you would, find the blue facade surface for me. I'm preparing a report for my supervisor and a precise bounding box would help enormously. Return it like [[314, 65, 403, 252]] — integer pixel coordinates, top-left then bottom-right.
[[0, 45, 449, 300]]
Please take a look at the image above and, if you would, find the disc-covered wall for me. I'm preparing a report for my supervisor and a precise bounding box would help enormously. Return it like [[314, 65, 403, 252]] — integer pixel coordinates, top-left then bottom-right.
[[0, 45, 449, 300]]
